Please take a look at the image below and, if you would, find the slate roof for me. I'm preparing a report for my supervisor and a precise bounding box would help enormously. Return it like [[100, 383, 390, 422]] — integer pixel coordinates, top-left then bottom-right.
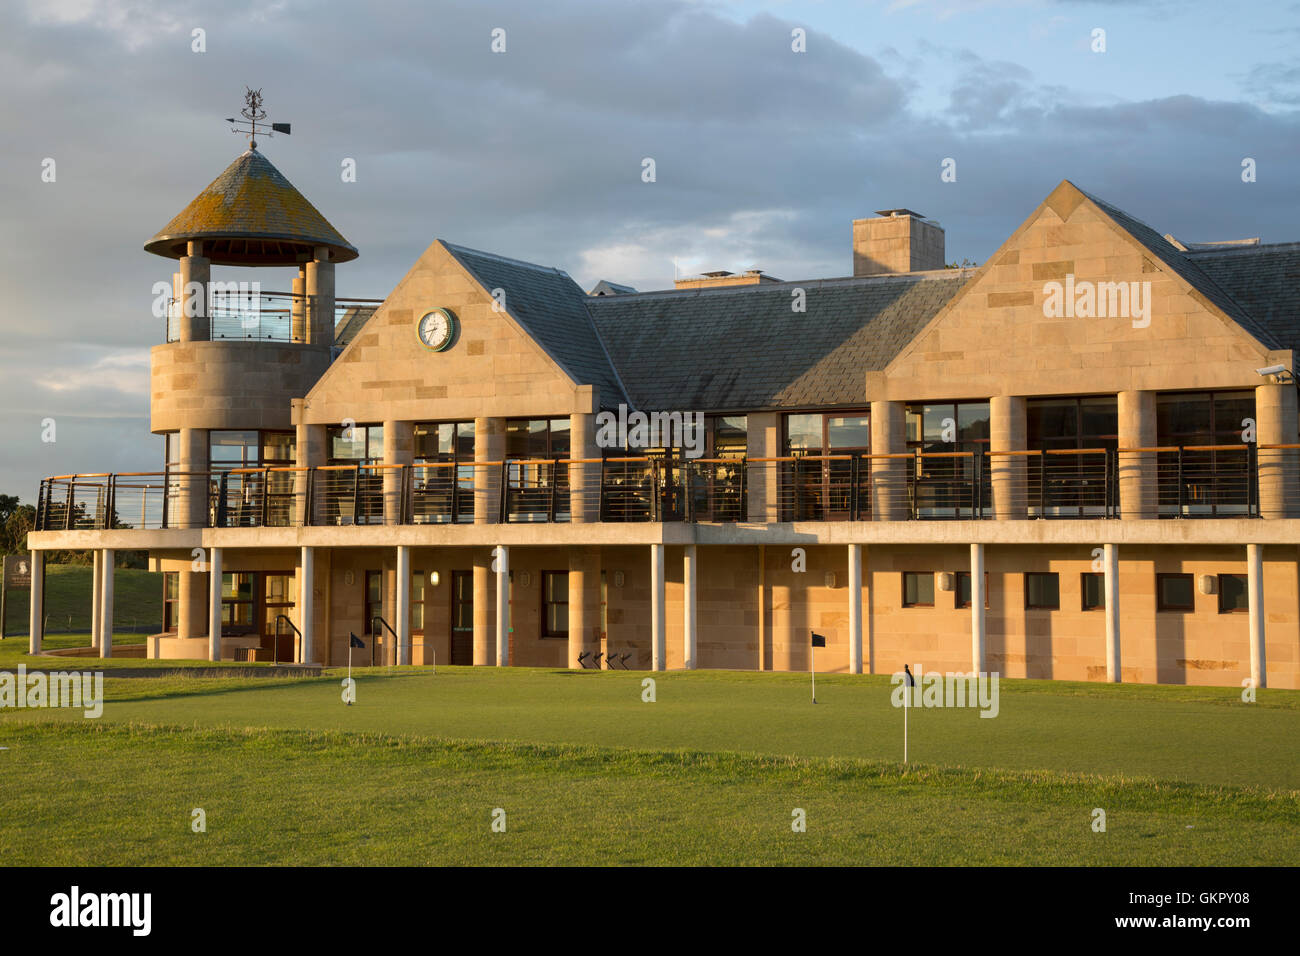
[[334, 306, 379, 348], [586, 272, 971, 411], [443, 243, 631, 409], [1081, 187, 1281, 350], [145, 149, 357, 266], [1188, 242, 1300, 356]]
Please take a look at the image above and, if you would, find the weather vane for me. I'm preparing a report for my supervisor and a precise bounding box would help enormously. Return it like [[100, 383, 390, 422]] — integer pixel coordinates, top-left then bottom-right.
[[225, 87, 291, 149]]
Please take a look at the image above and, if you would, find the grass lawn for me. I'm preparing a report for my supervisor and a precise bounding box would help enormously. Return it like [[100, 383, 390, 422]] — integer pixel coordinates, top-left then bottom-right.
[[2, 563, 162, 636], [0, 667, 1296, 865]]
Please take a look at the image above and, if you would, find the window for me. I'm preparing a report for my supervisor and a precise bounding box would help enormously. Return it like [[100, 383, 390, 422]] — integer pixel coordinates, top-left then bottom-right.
[[506, 419, 570, 459], [414, 421, 475, 462], [955, 571, 989, 609], [1025, 572, 1060, 610], [1218, 574, 1248, 613], [162, 572, 179, 632], [542, 571, 569, 637], [365, 570, 383, 637], [903, 572, 934, 608], [411, 571, 426, 633], [905, 402, 989, 518], [1156, 391, 1254, 516], [451, 571, 473, 633], [221, 572, 256, 633], [1157, 573, 1195, 612], [209, 430, 296, 471], [413, 422, 476, 524], [1081, 572, 1105, 611], [1027, 397, 1118, 451], [328, 424, 384, 465], [782, 411, 871, 520]]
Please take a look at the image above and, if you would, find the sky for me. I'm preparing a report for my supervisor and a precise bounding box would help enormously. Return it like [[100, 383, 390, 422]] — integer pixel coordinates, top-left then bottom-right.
[[1, 0, 1299, 498]]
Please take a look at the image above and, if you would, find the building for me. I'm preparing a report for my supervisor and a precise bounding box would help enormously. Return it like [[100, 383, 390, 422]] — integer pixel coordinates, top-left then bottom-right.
[[25, 146, 1300, 690]]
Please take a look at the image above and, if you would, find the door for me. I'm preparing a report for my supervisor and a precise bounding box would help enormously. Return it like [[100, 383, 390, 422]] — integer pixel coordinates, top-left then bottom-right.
[[262, 572, 297, 661], [450, 570, 473, 665]]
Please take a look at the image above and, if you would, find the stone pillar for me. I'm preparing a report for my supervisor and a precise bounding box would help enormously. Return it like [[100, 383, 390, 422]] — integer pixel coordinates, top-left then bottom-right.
[[28, 551, 43, 655], [495, 545, 509, 666], [383, 420, 413, 525], [683, 545, 698, 670], [291, 265, 308, 343], [869, 400, 907, 520], [474, 417, 505, 524], [848, 544, 863, 674], [1103, 543, 1120, 682], [567, 547, 601, 668], [1255, 383, 1299, 519], [569, 397, 599, 523], [970, 543, 985, 673], [175, 427, 209, 529], [651, 544, 666, 670], [305, 247, 335, 346], [1247, 544, 1266, 689], [178, 240, 210, 342], [1118, 390, 1157, 519], [99, 549, 114, 659], [294, 419, 326, 526], [473, 550, 492, 666], [746, 413, 779, 522], [990, 396, 1026, 519], [91, 549, 103, 651], [208, 546, 223, 662], [299, 546, 315, 664], [396, 545, 411, 666]]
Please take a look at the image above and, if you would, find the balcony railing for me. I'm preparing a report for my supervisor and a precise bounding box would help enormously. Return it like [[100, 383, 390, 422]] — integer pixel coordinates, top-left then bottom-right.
[[163, 291, 381, 344], [32, 445, 1300, 532]]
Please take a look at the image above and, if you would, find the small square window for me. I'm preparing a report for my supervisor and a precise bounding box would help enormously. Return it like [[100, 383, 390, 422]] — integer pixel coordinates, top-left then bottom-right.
[[955, 571, 989, 609], [1081, 572, 1105, 611], [1218, 574, 1248, 613], [1025, 572, 1060, 610], [1157, 573, 1195, 612], [903, 572, 934, 608]]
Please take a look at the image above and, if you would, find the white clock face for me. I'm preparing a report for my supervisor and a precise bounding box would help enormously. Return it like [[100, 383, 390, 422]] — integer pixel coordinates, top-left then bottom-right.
[[417, 309, 454, 351]]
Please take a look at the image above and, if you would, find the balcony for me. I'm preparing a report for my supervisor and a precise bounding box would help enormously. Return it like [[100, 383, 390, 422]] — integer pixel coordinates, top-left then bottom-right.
[[32, 445, 1299, 532], [163, 290, 382, 344]]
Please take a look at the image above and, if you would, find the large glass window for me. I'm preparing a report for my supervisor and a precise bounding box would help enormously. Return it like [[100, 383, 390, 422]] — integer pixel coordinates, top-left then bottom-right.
[[782, 411, 871, 520], [328, 424, 384, 464], [692, 415, 748, 521], [1156, 391, 1254, 516], [905, 402, 989, 517], [413, 422, 475, 524], [506, 419, 571, 522], [1027, 397, 1117, 516], [162, 572, 179, 632], [221, 572, 256, 633]]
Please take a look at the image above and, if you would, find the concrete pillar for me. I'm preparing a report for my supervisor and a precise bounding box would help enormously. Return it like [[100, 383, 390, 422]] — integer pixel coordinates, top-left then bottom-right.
[[291, 265, 308, 342], [178, 240, 210, 342], [869, 400, 907, 520], [746, 413, 779, 522], [567, 548, 601, 668], [294, 417, 326, 526], [651, 544, 666, 670], [495, 545, 509, 666], [474, 417, 505, 524], [99, 549, 114, 659], [848, 544, 863, 674], [208, 547, 223, 662], [28, 551, 44, 654], [1255, 383, 1298, 519], [305, 246, 335, 346], [569, 395, 599, 523], [1103, 544, 1120, 682], [970, 543, 985, 673], [175, 426, 208, 529], [383, 420, 413, 525], [684, 545, 698, 669], [299, 546, 315, 664], [396, 545, 411, 666], [473, 551, 492, 666], [989, 396, 1026, 519], [1247, 544, 1266, 689], [91, 549, 103, 651], [1118, 390, 1157, 519]]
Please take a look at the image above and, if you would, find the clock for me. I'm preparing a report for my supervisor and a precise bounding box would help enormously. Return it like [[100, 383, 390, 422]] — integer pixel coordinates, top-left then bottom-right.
[[416, 308, 456, 351]]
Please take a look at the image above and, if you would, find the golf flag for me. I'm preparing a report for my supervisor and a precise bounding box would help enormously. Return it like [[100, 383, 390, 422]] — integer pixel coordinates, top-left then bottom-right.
[[810, 631, 826, 703], [350, 632, 365, 649], [811, 633, 827, 648]]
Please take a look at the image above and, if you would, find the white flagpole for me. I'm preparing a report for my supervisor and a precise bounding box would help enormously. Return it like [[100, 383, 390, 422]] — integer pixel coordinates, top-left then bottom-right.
[[811, 638, 816, 704], [903, 668, 909, 763]]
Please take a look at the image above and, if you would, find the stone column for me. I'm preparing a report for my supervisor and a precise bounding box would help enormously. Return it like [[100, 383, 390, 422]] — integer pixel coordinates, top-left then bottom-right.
[[178, 240, 210, 342], [291, 264, 308, 343], [473, 550, 493, 666], [1255, 382, 1298, 519], [299, 546, 315, 664], [1118, 390, 1157, 519], [567, 547, 601, 668], [495, 545, 509, 666], [970, 543, 985, 673], [294, 418, 326, 526], [848, 544, 863, 674], [990, 396, 1026, 519], [99, 549, 114, 659], [305, 247, 335, 346], [474, 417, 506, 524], [1103, 543, 1120, 682], [28, 551, 44, 655], [569, 396, 599, 523], [746, 413, 779, 522], [207, 547, 223, 662], [1247, 544, 1266, 689], [176, 427, 209, 642], [651, 544, 666, 670], [869, 400, 907, 520], [683, 545, 698, 670], [396, 545, 411, 666], [91, 549, 103, 651], [383, 420, 413, 525]]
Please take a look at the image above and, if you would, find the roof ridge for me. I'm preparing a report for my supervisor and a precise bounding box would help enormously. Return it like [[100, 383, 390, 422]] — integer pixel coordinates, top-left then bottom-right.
[[586, 271, 968, 303], [441, 241, 572, 278]]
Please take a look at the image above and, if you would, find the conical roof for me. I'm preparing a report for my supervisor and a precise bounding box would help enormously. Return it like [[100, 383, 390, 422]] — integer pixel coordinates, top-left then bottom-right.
[[144, 148, 357, 265]]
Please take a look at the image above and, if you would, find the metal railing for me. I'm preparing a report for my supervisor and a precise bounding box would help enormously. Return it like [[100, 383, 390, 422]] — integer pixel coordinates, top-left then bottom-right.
[[33, 445, 1300, 531], [164, 292, 381, 344]]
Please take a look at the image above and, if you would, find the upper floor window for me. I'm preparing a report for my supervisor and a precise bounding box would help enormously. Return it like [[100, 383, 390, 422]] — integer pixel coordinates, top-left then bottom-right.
[[905, 402, 990, 454], [507, 418, 570, 459], [1156, 391, 1254, 446], [210, 430, 296, 470], [709, 415, 747, 458], [328, 424, 383, 465], [783, 412, 870, 455], [1028, 397, 1117, 451], [413, 421, 475, 462]]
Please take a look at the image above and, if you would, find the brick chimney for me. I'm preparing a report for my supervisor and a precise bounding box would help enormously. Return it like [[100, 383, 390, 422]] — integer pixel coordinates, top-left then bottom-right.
[[852, 209, 945, 276]]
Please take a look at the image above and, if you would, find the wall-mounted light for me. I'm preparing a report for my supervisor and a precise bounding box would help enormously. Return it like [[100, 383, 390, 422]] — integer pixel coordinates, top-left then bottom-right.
[[824, 571, 837, 589], [614, 570, 625, 588], [518, 571, 532, 588], [1198, 574, 1216, 595], [344, 569, 355, 587], [937, 572, 955, 592], [429, 571, 440, 587]]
